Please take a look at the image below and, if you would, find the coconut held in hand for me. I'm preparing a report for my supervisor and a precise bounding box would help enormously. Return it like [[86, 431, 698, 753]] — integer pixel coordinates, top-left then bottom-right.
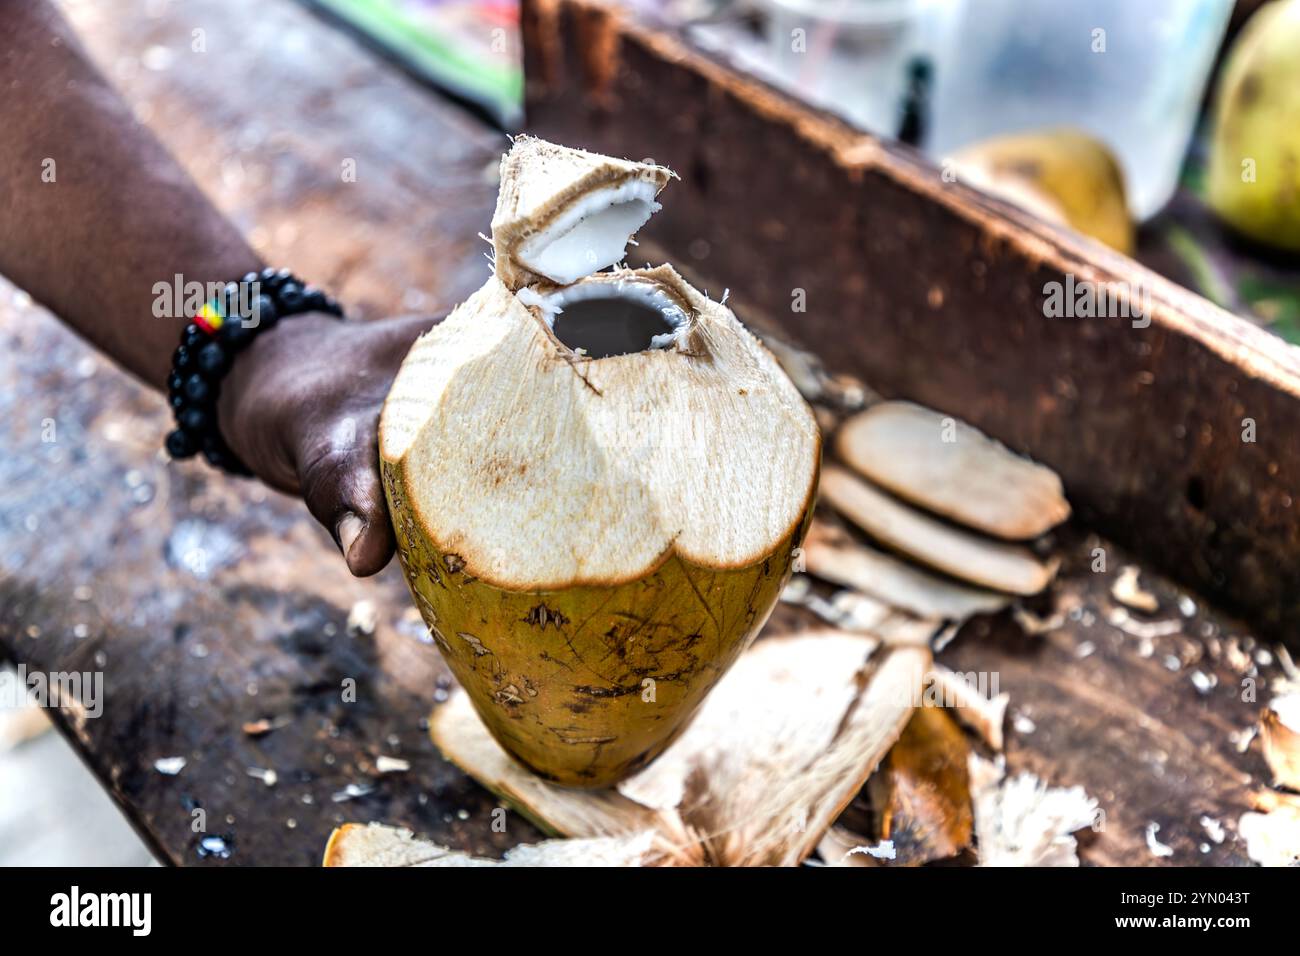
[[379, 137, 820, 788]]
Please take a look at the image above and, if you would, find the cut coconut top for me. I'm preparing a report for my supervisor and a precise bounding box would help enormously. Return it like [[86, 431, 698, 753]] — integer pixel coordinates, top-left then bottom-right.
[[380, 264, 820, 589], [491, 136, 675, 290]]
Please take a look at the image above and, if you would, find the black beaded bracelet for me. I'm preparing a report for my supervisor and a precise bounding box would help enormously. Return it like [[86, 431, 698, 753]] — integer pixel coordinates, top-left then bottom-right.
[[164, 268, 344, 475]]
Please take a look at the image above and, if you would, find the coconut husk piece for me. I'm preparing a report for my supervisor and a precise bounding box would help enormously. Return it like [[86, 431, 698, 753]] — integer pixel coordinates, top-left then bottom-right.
[[323, 822, 658, 867], [817, 825, 893, 866], [836, 402, 1070, 540], [430, 632, 930, 867], [780, 576, 941, 647], [1260, 694, 1300, 791], [491, 135, 674, 289], [802, 520, 1010, 621], [927, 665, 1010, 751], [864, 706, 974, 866], [1239, 790, 1300, 867], [820, 465, 1057, 596], [968, 754, 1099, 866]]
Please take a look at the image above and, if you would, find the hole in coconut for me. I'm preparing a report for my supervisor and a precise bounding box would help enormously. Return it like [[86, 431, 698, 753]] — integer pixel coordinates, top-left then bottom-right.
[[524, 280, 689, 359], [516, 180, 661, 285]]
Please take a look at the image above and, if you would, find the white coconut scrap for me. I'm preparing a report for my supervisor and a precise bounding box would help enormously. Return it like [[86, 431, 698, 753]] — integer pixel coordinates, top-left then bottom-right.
[[346, 599, 378, 637], [154, 756, 186, 776], [1144, 822, 1175, 859], [1260, 693, 1300, 791], [928, 664, 1009, 751], [1111, 565, 1159, 613], [968, 754, 1098, 866], [324, 822, 658, 867], [846, 840, 897, 861], [1238, 792, 1300, 867]]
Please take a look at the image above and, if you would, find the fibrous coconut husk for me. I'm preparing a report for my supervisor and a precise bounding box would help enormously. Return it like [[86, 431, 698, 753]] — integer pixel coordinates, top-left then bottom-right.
[[429, 632, 930, 867], [968, 754, 1099, 866], [323, 822, 658, 867]]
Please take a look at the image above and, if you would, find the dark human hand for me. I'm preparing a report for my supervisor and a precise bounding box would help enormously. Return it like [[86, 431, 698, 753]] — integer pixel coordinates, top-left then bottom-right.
[[217, 312, 439, 576]]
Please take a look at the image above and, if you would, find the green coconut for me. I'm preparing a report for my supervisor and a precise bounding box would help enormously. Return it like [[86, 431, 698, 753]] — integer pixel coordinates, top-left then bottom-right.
[[379, 137, 820, 788]]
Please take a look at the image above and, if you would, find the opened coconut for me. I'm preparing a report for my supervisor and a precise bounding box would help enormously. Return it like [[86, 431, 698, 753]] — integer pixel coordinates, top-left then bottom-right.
[[379, 137, 820, 788]]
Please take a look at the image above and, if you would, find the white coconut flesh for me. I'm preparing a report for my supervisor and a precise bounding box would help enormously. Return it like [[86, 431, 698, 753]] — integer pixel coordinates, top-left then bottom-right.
[[514, 179, 662, 286], [380, 265, 820, 591], [518, 276, 691, 356]]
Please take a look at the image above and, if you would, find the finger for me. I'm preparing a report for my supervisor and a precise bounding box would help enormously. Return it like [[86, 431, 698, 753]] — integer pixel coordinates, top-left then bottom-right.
[[298, 441, 396, 577]]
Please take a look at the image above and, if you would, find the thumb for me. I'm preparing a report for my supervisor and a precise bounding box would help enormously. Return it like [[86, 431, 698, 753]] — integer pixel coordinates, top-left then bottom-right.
[[299, 441, 396, 577]]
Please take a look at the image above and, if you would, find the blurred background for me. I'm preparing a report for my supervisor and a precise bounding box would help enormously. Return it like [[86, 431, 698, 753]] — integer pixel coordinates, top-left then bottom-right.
[[3, 0, 1298, 864], [306, 0, 1298, 336]]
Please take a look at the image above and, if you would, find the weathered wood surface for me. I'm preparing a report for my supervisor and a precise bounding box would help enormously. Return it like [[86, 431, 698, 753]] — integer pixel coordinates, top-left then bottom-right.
[[522, 0, 1300, 648], [1, 0, 527, 866], [0, 0, 1287, 867]]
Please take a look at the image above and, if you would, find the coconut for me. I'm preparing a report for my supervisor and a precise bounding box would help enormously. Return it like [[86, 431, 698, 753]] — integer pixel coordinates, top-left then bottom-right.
[[379, 137, 820, 788]]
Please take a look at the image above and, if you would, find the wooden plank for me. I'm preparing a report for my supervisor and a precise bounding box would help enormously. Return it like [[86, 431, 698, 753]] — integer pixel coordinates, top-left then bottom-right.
[[521, 0, 1300, 648]]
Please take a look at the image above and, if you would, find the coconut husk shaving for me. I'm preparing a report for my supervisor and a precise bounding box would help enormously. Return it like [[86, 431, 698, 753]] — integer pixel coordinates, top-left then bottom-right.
[[862, 706, 974, 865], [428, 632, 930, 867], [967, 754, 1099, 866], [1259, 693, 1300, 792], [324, 822, 658, 867]]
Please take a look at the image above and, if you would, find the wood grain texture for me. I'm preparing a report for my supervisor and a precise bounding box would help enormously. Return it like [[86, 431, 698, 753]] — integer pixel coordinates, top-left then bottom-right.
[[1, 0, 519, 866]]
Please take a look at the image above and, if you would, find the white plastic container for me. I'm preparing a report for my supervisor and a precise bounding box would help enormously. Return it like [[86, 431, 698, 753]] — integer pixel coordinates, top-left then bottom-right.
[[927, 0, 1235, 219], [761, 0, 927, 138]]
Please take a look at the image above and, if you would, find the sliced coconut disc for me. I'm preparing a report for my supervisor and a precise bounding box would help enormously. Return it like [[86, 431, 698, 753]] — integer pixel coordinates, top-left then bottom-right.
[[323, 822, 657, 867], [836, 402, 1070, 540], [819, 465, 1056, 595], [802, 521, 1010, 620], [491, 135, 675, 289]]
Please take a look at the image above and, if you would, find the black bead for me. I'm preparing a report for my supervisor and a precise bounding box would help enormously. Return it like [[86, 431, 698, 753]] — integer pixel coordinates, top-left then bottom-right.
[[221, 281, 243, 313], [169, 394, 186, 412], [196, 341, 229, 376], [301, 286, 328, 313], [179, 406, 209, 434], [166, 371, 184, 395], [181, 324, 205, 349], [276, 281, 305, 312], [251, 294, 278, 327], [183, 373, 213, 404], [259, 267, 292, 293], [165, 429, 198, 459], [241, 271, 260, 287], [173, 344, 194, 371], [219, 320, 257, 350]]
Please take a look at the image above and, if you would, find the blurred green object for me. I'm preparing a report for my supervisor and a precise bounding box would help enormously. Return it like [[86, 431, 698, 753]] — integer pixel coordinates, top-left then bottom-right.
[[1206, 0, 1300, 252], [311, 0, 522, 126]]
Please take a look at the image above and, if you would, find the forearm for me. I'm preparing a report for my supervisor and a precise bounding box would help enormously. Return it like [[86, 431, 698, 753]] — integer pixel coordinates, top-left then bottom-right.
[[0, 1, 262, 388]]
